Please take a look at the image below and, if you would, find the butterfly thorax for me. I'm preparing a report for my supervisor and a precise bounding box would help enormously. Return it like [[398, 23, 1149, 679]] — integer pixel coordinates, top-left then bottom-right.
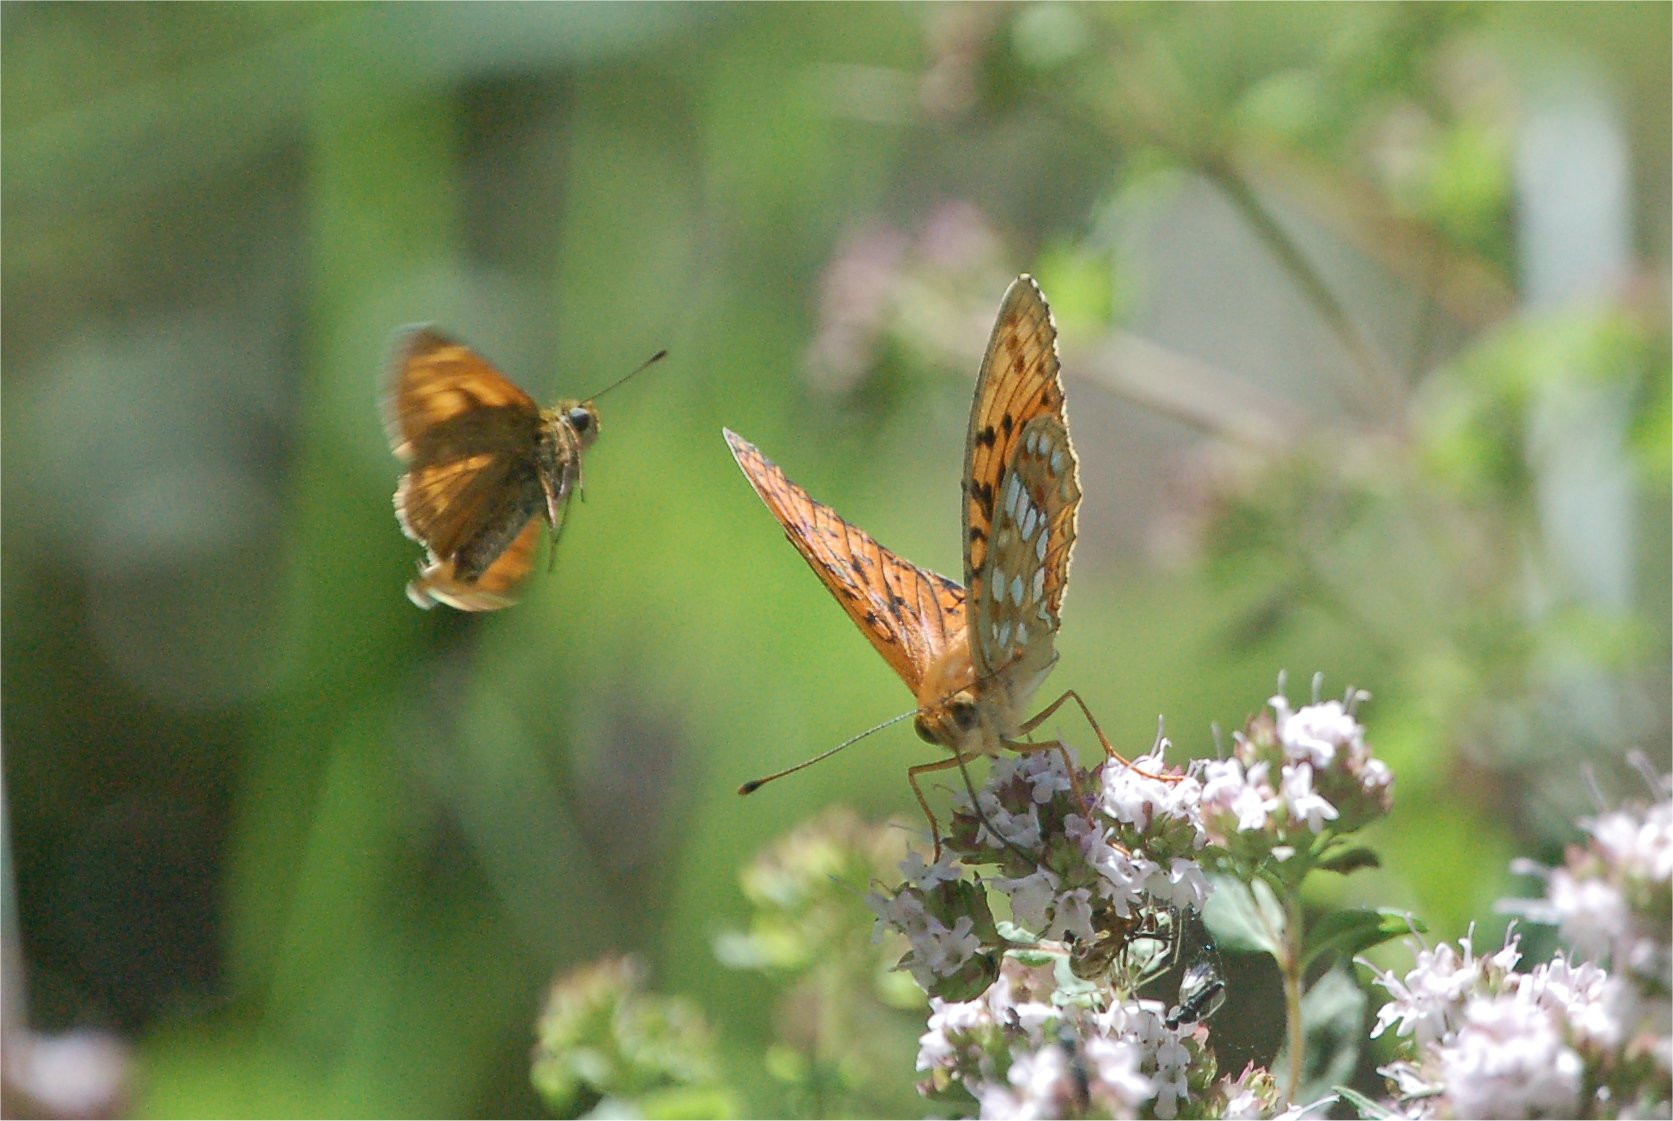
[[535, 400, 599, 525]]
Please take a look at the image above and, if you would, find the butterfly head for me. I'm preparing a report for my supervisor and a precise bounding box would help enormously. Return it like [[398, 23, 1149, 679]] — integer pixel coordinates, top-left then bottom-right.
[[913, 687, 983, 750], [558, 401, 601, 448], [912, 638, 1014, 758]]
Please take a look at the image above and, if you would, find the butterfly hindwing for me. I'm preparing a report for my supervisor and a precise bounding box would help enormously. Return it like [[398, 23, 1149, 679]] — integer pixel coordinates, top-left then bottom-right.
[[974, 414, 1080, 678], [962, 276, 1077, 680], [724, 428, 966, 695], [962, 277, 1069, 619], [408, 515, 545, 611]]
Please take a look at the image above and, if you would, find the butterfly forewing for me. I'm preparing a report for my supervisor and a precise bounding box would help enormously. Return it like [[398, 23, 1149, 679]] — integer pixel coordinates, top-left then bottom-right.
[[962, 276, 1078, 682], [724, 428, 966, 694], [387, 327, 540, 455]]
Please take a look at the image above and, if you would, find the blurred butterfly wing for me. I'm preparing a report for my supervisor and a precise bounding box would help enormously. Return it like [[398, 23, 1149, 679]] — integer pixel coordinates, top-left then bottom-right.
[[725, 428, 966, 695], [961, 276, 1077, 676], [407, 516, 544, 612], [395, 450, 545, 575], [386, 326, 539, 458]]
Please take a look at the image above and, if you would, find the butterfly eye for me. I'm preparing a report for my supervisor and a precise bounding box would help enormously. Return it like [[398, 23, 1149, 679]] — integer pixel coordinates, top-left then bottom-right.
[[566, 406, 595, 434], [913, 713, 939, 744]]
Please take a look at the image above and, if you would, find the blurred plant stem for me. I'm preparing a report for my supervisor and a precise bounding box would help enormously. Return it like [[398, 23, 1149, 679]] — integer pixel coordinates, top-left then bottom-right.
[[1202, 159, 1408, 425]]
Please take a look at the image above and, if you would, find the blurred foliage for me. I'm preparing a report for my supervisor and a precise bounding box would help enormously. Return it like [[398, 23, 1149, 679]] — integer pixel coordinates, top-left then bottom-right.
[[713, 809, 925, 1117], [531, 956, 731, 1120], [2, 3, 1667, 1117]]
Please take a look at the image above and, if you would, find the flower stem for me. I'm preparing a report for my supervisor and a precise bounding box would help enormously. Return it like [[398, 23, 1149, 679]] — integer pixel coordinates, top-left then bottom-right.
[[1281, 890, 1307, 1103]]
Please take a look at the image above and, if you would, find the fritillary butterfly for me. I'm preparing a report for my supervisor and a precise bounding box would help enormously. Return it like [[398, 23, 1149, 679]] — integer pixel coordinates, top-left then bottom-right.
[[728, 275, 1112, 833], [386, 326, 602, 612]]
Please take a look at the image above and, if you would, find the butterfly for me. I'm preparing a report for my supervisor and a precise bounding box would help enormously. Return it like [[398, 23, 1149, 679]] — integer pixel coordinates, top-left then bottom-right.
[[385, 326, 602, 612], [727, 274, 1114, 835]]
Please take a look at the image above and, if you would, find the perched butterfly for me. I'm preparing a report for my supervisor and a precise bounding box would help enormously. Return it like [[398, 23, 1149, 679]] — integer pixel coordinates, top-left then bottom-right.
[[386, 327, 631, 612], [728, 274, 1111, 833]]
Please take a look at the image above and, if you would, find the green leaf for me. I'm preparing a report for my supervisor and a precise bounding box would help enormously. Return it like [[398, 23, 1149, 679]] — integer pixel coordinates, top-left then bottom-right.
[[1302, 909, 1424, 974], [1202, 876, 1285, 959]]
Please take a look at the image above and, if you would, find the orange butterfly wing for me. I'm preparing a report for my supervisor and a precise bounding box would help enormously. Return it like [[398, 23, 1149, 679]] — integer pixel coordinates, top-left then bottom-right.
[[961, 276, 1080, 680], [724, 428, 966, 695], [386, 326, 539, 457]]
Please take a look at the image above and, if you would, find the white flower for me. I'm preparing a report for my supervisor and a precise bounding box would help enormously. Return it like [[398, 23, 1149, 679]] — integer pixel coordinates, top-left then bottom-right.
[[1082, 1033, 1153, 1111], [1546, 867, 1630, 961], [1279, 763, 1339, 833], [973, 789, 1044, 850], [1591, 799, 1673, 884], [1271, 695, 1365, 768], [1200, 757, 1271, 832], [979, 1046, 1070, 1120], [1360, 756, 1394, 793], [994, 869, 1059, 933], [1148, 855, 1213, 912], [1518, 953, 1626, 1051], [1019, 752, 1073, 804], [1086, 836, 1151, 917], [1044, 888, 1096, 943], [1439, 993, 1583, 1119], [899, 849, 964, 891], [1367, 930, 1517, 1047]]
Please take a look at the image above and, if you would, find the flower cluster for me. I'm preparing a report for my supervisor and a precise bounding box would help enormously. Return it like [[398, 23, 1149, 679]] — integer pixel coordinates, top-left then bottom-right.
[[1365, 927, 1668, 1119], [867, 745, 1210, 1003], [1507, 770, 1672, 997], [530, 955, 730, 1118], [916, 955, 1276, 1121], [1198, 689, 1394, 863], [864, 683, 1401, 1118], [1366, 774, 1672, 1119]]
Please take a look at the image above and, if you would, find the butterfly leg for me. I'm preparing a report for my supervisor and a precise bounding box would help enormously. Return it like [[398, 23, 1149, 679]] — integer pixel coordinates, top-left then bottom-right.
[[1018, 690, 1181, 783], [907, 756, 959, 861], [908, 753, 1041, 867]]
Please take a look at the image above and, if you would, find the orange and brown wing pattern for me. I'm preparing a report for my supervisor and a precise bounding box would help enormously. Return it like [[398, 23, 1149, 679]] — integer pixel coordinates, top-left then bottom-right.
[[407, 515, 544, 612], [386, 326, 539, 459], [961, 276, 1068, 607], [725, 428, 966, 695], [394, 448, 545, 576]]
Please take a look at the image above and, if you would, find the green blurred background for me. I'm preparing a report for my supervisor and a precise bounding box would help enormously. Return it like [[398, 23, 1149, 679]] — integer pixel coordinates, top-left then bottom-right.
[[3, 3, 1668, 1117]]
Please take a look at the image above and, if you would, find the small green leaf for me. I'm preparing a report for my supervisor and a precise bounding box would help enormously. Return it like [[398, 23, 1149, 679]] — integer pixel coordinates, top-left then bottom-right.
[[1302, 909, 1424, 974], [1318, 846, 1381, 875], [1334, 1083, 1402, 1119], [1010, 947, 1059, 968]]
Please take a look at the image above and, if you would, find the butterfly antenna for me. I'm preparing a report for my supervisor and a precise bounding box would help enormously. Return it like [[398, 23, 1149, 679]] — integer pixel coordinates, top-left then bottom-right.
[[738, 710, 917, 795], [587, 348, 669, 402]]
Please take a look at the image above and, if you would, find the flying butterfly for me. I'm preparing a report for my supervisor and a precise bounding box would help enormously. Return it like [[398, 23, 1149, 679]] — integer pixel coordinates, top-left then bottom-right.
[[386, 326, 662, 611], [727, 274, 1116, 835]]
